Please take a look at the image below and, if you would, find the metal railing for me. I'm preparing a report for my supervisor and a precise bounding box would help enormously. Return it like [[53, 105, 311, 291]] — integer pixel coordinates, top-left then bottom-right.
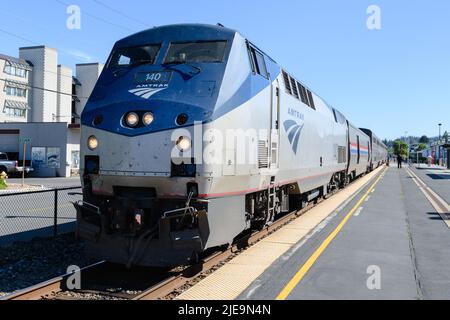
[[0, 186, 82, 245]]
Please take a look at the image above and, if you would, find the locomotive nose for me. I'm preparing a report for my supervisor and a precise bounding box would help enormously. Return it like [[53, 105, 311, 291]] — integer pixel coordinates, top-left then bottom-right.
[[82, 121, 197, 180]]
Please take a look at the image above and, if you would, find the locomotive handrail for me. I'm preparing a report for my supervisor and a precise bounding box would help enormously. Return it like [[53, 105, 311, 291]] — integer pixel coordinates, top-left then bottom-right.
[[75, 200, 101, 215], [162, 206, 196, 219]]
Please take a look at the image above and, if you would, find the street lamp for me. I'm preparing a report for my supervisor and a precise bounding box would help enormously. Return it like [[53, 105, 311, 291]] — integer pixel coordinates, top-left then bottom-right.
[[439, 123, 442, 166]]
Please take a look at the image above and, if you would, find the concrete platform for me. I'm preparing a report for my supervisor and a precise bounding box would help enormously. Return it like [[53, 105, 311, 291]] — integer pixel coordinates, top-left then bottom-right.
[[177, 165, 450, 300], [411, 165, 450, 204]]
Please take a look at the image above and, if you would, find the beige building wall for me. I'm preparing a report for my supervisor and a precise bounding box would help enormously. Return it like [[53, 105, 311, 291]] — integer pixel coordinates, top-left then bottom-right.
[[19, 46, 58, 123], [75, 63, 104, 121], [56, 65, 73, 123]]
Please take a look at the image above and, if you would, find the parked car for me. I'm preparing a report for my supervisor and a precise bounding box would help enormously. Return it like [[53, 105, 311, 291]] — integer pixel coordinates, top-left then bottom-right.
[[0, 152, 34, 175]]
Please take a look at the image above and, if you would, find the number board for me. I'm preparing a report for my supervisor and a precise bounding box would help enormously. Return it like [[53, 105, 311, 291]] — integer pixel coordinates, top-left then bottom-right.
[[19, 137, 32, 144], [134, 71, 172, 85]]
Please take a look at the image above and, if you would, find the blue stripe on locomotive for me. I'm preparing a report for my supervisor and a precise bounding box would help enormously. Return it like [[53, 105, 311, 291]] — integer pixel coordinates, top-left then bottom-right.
[[81, 24, 280, 137], [350, 150, 369, 155]]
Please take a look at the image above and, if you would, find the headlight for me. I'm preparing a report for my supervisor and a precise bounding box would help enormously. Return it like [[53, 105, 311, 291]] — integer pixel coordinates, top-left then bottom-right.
[[176, 113, 188, 126], [88, 136, 99, 150], [176, 136, 191, 151], [143, 112, 154, 126], [126, 112, 139, 127]]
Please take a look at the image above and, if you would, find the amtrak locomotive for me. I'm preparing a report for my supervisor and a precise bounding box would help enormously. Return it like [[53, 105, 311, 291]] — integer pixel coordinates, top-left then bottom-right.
[[75, 24, 388, 267]]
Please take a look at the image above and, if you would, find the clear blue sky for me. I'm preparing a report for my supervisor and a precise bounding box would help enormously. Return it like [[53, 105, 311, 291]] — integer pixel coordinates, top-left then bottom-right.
[[1, 0, 449, 140]]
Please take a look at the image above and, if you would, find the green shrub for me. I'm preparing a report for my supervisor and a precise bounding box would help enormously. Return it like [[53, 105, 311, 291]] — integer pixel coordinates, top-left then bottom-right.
[[0, 172, 7, 190]]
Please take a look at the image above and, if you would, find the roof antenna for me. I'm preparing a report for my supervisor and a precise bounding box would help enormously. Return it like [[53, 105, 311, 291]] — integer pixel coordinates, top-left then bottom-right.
[[217, 23, 225, 27]]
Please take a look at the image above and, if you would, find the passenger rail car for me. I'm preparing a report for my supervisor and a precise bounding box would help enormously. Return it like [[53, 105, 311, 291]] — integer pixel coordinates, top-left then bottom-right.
[[360, 128, 388, 170], [347, 122, 371, 180], [75, 24, 388, 267]]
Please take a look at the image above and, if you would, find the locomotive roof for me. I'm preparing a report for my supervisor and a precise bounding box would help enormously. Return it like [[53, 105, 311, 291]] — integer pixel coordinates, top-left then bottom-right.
[[115, 24, 238, 48]]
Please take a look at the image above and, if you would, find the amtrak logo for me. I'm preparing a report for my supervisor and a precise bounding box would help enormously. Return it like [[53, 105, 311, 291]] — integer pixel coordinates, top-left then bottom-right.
[[284, 120, 304, 154], [129, 87, 166, 99]]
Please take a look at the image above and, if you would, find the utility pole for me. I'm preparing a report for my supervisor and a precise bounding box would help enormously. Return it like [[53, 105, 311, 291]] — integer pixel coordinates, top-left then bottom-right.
[[405, 131, 409, 164], [19, 137, 31, 186], [439, 123, 442, 166]]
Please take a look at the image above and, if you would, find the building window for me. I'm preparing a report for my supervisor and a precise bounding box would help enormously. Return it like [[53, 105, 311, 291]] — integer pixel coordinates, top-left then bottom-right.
[[4, 107, 26, 118], [4, 63, 28, 78], [4, 86, 27, 98]]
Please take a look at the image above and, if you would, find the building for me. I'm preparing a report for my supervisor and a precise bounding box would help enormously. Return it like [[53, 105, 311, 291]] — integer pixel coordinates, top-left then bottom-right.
[[0, 46, 104, 177], [0, 54, 33, 123], [73, 63, 104, 124], [0, 123, 79, 177]]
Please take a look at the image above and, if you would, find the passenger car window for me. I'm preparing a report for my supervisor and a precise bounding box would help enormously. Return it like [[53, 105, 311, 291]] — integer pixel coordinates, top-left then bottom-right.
[[0, 154, 7, 160], [164, 41, 227, 64], [108, 45, 161, 68]]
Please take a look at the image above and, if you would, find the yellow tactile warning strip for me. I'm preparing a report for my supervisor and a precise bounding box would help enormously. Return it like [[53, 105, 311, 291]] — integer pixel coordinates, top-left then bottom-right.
[[406, 167, 450, 229], [176, 167, 386, 300]]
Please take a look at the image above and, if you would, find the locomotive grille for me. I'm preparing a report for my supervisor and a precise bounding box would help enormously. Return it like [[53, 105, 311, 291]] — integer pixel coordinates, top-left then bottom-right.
[[299, 84, 308, 105], [258, 140, 269, 169], [282, 70, 292, 95], [290, 76, 299, 99]]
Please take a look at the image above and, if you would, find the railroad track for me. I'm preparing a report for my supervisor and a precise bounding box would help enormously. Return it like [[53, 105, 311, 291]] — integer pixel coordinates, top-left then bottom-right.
[[0, 197, 332, 301], [1, 261, 106, 301], [1, 168, 383, 301]]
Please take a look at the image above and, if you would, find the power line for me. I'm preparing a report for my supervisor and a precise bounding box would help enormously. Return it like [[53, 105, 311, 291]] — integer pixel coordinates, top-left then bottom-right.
[[0, 27, 105, 82], [0, 26, 106, 82], [0, 78, 90, 100], [0, 26, 94, 63], [0, 27, 104, 80], [92, 0, 151, 28], [1, 8, 111, 54], [0, 28, 40, 46], [55, 0, 136, 33]]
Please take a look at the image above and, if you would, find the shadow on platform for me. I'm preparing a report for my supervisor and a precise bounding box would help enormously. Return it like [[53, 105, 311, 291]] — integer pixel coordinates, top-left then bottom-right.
[[0, 222, 75, 246]]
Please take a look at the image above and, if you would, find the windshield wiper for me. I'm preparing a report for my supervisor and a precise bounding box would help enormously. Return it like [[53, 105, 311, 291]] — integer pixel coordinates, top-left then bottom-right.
[[163, 62, 201, 80], [128, 60, 154, 67], [111, 60, 154, 77]]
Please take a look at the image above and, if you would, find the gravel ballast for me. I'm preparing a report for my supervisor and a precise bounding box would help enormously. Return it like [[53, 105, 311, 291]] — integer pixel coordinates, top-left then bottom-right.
[[0, 233, 94, 297]]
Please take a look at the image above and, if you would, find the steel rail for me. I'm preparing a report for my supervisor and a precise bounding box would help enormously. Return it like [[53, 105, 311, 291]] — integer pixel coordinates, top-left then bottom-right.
[[1, 261, 106, 301]]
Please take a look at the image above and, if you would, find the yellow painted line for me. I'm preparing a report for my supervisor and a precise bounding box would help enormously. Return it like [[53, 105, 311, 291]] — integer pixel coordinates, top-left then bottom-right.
[[276, 168, 387, 300], [176, 166, 386, 300]]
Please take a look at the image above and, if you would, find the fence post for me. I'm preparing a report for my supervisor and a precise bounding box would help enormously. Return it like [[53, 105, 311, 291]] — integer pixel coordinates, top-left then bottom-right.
[[53, 189, 58, 237]]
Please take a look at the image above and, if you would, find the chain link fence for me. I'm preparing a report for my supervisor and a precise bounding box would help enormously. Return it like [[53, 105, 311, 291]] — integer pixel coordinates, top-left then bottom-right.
[[0, 187, 82, 245]]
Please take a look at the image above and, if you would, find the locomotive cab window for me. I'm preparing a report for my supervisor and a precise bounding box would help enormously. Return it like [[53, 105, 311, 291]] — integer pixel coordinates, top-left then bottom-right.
[[164, 41, 227, 64], [333, 109, 338, 123], [108, 44, 161, 68], [248, 45, 268, 79]]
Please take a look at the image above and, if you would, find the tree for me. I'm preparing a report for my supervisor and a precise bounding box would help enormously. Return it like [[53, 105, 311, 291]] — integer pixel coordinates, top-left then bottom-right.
[[419, 135, 429, 144], [393, 140, 409, 157], [417, 143, 427, 151], [443, 131, 449, 143]]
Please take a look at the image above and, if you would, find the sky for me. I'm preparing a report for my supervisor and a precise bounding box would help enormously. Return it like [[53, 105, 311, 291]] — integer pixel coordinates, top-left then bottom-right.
[[1, 0, 449, 140]]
